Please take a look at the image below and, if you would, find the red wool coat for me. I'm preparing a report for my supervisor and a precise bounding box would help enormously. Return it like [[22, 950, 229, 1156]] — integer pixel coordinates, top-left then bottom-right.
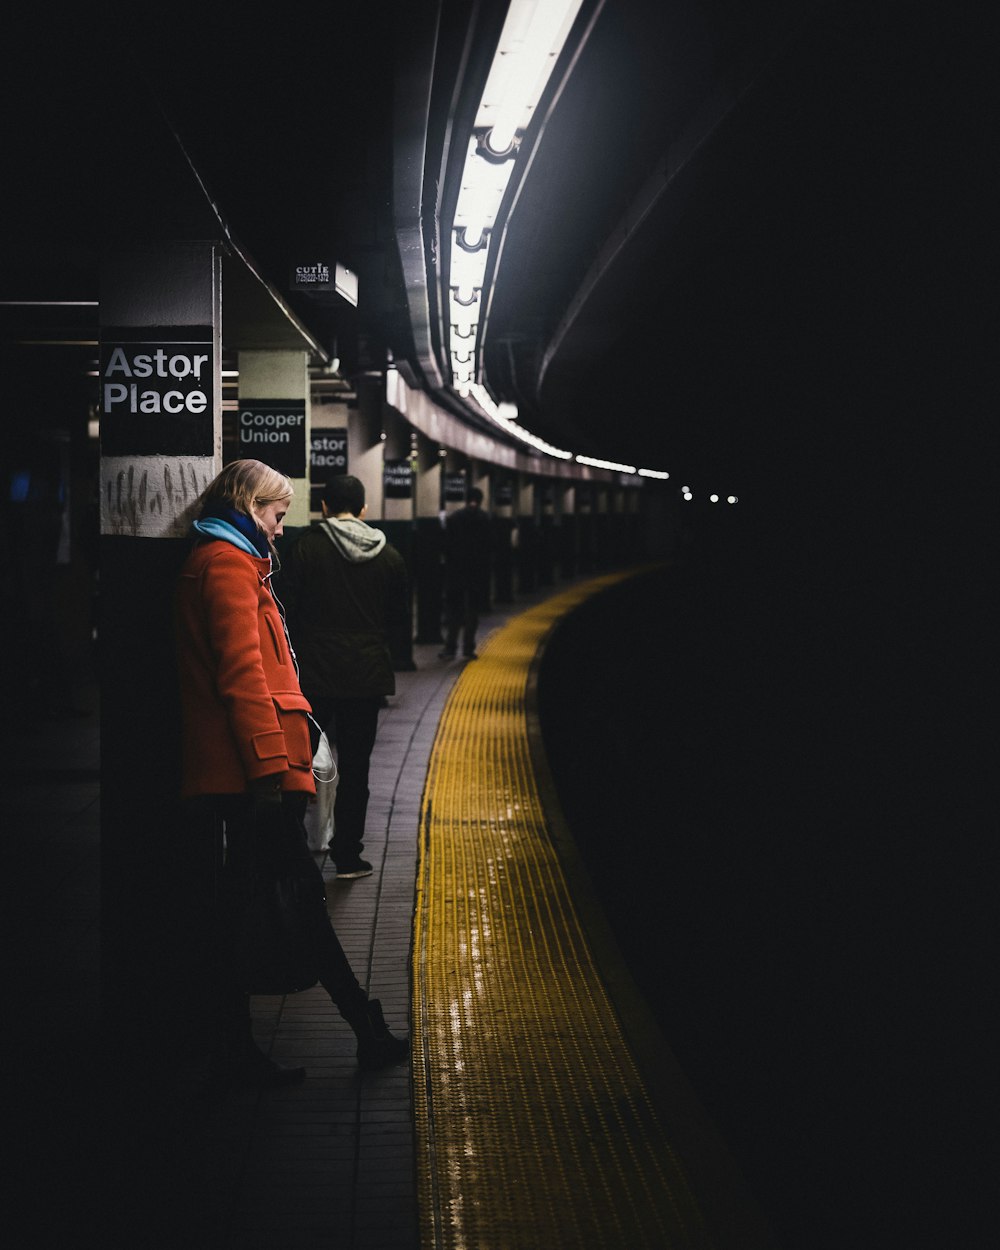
[[175, 540, 316, 798]]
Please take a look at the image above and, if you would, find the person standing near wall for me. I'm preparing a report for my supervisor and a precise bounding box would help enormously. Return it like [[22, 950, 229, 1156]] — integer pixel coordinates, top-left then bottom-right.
[[279, 475, 408, 880], [174, 459, 407, 1084], [440, 486, 492, 660]]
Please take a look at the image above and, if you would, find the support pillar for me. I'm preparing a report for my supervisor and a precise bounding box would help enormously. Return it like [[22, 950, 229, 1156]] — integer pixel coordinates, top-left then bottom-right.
[[349, 376, 386, 520], [237, 349, 310, 543], [538, 478, 555, 587], [380, 410, 416, 669], [578, 483, 595, 572], [557, 481, 578, 580], [516, 474, 538, 594], [414, 433, 444, 644], [493, 473, 516, 603], [99, 243, 222, 1059]]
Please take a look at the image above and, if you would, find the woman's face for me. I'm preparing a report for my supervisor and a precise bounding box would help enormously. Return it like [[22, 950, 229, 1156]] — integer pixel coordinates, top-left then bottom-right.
[[253, 498, 290, 542]]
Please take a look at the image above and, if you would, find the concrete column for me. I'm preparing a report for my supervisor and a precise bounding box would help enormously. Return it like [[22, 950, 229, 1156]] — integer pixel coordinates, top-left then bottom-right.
[[493, 474, 516, 603], [538, 477, 556, 586], [472, 461, 491, 509], [415, 434, 444, 519], [349, 377, 386, 520], [99, 242, 222, 1047], [442, 451, 469, 516], [381, 408, 414, 524], [623, 485, 643, 557], [414, 433, 445, 643], [379, 409, 416, 670], [556, 480, 578, 580], [594, 483, 611, 567], [578, 482, 595, 572], [237, 349, 310, 532], [516, 474, 538, 594]]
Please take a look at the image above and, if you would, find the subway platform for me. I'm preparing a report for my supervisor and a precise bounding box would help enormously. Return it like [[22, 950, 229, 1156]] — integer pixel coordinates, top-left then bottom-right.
[[5, 570, 772, 1250]]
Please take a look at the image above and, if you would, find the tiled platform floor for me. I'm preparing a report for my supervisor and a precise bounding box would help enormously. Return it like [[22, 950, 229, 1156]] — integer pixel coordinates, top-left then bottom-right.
[[5, 573, 762, 1250], [4, 594, 553, 1248]]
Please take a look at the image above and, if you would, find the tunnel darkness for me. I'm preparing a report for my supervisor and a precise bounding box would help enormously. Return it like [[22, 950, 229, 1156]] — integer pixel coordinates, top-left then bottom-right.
[[537, 537, 983, 1249]]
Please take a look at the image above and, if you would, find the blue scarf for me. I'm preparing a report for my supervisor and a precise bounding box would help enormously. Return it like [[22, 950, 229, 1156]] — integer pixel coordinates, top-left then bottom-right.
[[193, 502, 271, 559]]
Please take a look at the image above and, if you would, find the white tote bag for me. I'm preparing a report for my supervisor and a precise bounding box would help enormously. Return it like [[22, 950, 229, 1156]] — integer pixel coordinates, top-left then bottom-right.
[[309, 731, 338, 852]]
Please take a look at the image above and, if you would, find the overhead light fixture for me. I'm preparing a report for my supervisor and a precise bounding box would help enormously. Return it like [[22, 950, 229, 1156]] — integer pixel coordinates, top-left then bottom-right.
[[446, 0, 586, 456], [637, 468, 670, 480], [465, 382, 573, 459], [576, 454, 637, 474], [476, 0, 585, 157], [450, 237, 491, 299]]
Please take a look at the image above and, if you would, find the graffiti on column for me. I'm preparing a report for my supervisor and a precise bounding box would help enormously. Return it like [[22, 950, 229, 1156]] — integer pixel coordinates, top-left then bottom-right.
[[101, 456, 216, 537]]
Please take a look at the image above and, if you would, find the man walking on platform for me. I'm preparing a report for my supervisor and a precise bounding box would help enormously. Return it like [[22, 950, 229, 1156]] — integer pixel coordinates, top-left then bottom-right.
[[440, 487, 492, 660], [279, 475, 408, 879]]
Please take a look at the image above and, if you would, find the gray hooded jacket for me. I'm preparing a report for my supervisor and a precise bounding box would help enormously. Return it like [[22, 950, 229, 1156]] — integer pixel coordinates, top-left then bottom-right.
[[279, 517, 407, 698]]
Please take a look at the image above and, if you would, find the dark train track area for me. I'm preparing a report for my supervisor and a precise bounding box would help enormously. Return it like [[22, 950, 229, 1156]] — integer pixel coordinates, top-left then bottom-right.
[[537, 558, 981, 1249]]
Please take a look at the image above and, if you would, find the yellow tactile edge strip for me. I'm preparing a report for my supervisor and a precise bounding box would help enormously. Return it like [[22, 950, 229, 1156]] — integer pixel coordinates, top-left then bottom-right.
[[414, 572, 715, 1250]]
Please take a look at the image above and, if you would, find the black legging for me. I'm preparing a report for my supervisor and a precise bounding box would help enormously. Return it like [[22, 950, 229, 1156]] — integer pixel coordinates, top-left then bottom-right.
[[214, 792, 368, 1024]]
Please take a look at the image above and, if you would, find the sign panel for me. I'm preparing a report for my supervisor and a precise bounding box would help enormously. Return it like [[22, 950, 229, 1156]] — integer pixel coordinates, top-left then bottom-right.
[[237, 400, 306, 477], [291, 261, 333, 290], [289, 261, 358, 307], [384, 458, 414, 500], [310, 428, 348, 511], [494, 478, 515, 507], [443, 471, 468, 503], [100, 327, 214, 456]]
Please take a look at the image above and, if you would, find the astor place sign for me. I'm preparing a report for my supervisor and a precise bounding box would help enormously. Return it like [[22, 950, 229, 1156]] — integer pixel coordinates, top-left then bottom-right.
[[100, 330, 215, 457]]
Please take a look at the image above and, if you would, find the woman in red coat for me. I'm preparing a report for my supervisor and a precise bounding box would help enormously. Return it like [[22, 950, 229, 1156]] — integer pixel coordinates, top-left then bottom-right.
[[175, 459, 407, 1086]]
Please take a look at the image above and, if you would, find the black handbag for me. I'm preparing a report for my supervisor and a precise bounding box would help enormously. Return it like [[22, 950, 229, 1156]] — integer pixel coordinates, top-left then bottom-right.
[[223, 813, 324, 996]]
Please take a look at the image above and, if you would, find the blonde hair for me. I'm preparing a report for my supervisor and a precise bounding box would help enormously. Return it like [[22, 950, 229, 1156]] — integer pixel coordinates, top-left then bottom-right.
[[200, 459, 294, 519]]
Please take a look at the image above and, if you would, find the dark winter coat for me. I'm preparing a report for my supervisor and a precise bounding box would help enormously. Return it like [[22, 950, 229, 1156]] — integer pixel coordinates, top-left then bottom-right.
[[278, 517, 408, 699], [444, 503, 492, 608]]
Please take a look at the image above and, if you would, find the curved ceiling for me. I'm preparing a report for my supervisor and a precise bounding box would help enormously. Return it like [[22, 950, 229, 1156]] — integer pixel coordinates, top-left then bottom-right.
[[4, 1, 987, 501]]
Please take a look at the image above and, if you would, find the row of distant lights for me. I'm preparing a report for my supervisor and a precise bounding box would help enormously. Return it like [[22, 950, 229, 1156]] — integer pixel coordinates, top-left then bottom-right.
[[682, 487, 739, 504], [464, 383, 679, 479]]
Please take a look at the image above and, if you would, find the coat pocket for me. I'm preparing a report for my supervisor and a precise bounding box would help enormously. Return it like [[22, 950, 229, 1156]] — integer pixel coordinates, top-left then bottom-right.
[[271, 690, 313, 769]]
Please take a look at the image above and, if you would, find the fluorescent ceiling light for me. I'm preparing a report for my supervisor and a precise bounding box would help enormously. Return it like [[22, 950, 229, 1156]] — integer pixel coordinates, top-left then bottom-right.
[[637, 468, 670, 479], [450, 242, 491, 297], [453, 137, 519, 241], [576, 454, 637, 474], [445, 0, 587, 473], [465, 383, 573, 459], [476, 0, 585, 155]]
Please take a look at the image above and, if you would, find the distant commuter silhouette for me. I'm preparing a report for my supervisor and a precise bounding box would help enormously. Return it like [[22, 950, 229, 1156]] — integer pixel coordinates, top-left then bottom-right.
[[440, 487, 492, 659]]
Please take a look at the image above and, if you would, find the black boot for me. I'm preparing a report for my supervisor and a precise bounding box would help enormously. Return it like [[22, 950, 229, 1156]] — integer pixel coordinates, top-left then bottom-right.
[[343, 998, 409, 1071]]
